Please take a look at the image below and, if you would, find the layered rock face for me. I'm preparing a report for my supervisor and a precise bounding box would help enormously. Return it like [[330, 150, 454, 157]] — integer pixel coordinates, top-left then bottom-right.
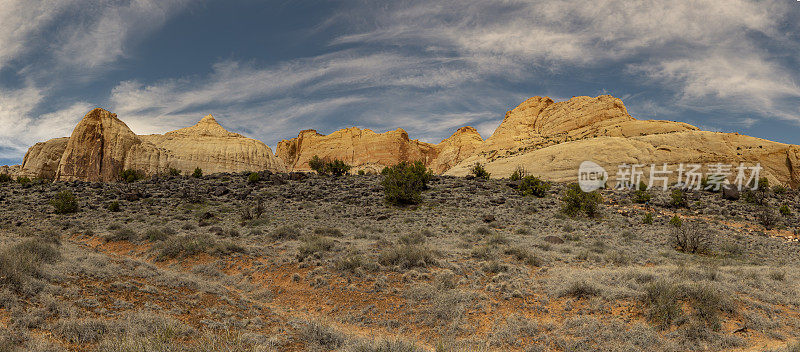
[[276, 126, 483, 174], [18, 108, 285, 182], [446, 96, 800, 187]]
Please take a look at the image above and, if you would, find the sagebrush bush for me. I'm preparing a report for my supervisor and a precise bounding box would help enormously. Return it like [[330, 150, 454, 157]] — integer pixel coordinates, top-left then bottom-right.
[[779, 204, 791, 216], [379, 244, 436, 269], [561, 183, 602, 218], [297, 235, 334, 261], [643, 280, 681, 329], [673, 223, 711, 254], [518, 176, 550, 197], [381, 161, 432, 206], [51, 191, 79, 214], [168, 167, 181, 176], [471, 162, 490, 180], [108, 201, 121, 212], [0, 174, 11, 183], [643, 212, 654, 224], [0, 239, 60, 291]]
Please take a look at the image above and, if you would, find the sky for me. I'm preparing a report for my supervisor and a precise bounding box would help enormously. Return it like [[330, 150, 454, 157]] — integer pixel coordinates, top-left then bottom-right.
[[1, 0, 800, 166]]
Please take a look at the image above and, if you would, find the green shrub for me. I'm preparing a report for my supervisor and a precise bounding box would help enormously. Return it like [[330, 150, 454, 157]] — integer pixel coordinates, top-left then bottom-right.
[[633, 189, 651, 204], [670, 189, 687, 208], [192, 167, 203, 178], [247, 172, 261, 184], [518, 176, 550, 198], [51, 191, 79, 214], [471, 163, 490, 180], [780, 204, 791, 216], [327, 159, 351, 177], [509, 166, 527, 181], [772, 184, 786, 194], [168, 167, 181, 176], [357, 170, 365, 175], [561, 183, 602, 218], [108, 201, 121, 212], [756, 177, 769, 190], [0, 174, 11, 183], [119, 169, 145, 183], [643, 212, 654, 224], [381, 161, 432, 206], [308, 155, 351, 176], [309, 155, 327, 175], [669, 215, 682, 228], [16, 176, 31, 186]]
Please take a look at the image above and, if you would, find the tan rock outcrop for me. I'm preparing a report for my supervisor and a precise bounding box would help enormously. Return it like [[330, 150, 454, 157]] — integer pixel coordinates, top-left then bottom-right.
[[0, 165, 20, 177], [447, 96, 800, 187], [18, 138, 70, 179], [15, 108, 284, 182], [277, 128, 437, 172], [276, 126, 484, 173]]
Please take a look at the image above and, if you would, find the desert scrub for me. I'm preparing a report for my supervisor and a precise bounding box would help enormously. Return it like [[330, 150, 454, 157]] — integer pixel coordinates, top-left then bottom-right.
[[518, 176, 550, 197], [119, 169, 145, 183], [504, 246, 541, 266], [379, 244, 436, 269], [247, 172, 261, 184], [297, 235, 334, 261], [168, 167, 181, 176], [309, 155, 352, 176], [0, 174, 11, 183], [313, 226, 343, 237], [272, 225, 300, 240], [779, 204, 791, 216], [670, 189, 688, 208], [0, 239, 60, 291], [509, 166, 527, 181], [381, 161, 432, 206], [643, 212, 654, 224], [105, 227, 139, 242], [154, 234, 244, 261], [642, 280, 733, 332], [192, 167, 203, 178], [51, 190, 79, 214], [561, 183, 602, 218], [108, 201, 121, 212], [471, 162, 490, 179], [633, 189, 651, 204]]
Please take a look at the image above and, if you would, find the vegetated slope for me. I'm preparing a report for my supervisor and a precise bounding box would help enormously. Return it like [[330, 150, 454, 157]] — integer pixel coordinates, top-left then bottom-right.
[[1, 172, 799, 351]]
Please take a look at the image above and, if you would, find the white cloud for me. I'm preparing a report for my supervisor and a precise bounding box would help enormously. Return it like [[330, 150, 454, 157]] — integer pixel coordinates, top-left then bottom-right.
[[0, 0, 75, 71], [55, 0, 195, 69], [333, 0, 800, 121], [0, 84, 91, 159]]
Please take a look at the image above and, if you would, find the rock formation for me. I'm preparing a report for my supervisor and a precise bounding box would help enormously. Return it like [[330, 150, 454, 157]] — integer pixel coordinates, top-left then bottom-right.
[[3, 94, 799, 187], [276, 126, 483, 174], [446, 95, 800, 188], [17, 108, 285, 182]]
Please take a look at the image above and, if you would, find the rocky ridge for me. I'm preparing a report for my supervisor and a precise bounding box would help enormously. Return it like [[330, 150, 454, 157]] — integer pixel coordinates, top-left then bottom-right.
[[2, 95, 799, 186]]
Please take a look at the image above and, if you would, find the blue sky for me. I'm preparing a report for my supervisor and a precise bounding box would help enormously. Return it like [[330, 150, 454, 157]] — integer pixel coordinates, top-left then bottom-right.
[[1, 0, 800, 166]]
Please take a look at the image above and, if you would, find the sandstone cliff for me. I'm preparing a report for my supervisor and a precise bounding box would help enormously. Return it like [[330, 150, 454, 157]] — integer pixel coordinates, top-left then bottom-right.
[[276, 126, 483, 174], [446, 96, 800, 187], [17, 109, 284, 182]]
